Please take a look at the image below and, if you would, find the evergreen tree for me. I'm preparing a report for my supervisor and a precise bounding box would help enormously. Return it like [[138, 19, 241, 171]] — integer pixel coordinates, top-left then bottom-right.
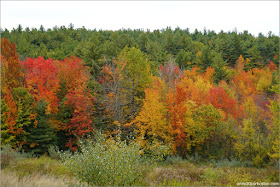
[[28, 100, 57, 155], [198, 45, 214, 71], [229, 33, 242, 67], [212, 53, 229, 83], [245, 45, 262, 70]]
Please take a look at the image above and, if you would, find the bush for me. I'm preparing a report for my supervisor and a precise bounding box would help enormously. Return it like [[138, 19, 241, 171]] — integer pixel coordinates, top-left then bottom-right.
[[62, 132, 159, 186]]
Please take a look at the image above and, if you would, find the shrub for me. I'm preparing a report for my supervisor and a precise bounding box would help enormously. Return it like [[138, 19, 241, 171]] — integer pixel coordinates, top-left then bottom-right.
[[62, 132, 159, 186]]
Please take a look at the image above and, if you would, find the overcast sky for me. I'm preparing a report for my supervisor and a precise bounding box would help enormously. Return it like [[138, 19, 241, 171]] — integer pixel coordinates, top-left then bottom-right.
[[1, 1, 279, 36]]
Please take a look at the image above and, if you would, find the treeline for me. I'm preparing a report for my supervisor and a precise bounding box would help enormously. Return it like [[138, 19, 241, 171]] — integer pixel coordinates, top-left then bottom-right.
[[1, 25, 279, 167], [1, 24, 279, 70]]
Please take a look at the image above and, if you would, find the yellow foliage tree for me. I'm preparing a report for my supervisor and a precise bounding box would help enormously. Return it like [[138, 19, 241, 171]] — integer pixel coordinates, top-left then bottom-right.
[[131, 77, 172, 153], [267, 99, 279, 163]]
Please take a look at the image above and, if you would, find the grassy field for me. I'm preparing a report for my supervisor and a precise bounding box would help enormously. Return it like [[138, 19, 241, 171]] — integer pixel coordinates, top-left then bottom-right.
[[1, 155, 279, 187]]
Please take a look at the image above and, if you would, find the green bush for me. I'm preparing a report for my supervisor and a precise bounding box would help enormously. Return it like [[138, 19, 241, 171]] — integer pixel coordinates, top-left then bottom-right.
[[62, 132, 159, 186]]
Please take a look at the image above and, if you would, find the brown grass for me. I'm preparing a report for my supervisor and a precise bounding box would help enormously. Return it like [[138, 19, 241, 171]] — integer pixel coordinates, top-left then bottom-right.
[[144, 161, 279, 186], [145, 161, 205, 186]]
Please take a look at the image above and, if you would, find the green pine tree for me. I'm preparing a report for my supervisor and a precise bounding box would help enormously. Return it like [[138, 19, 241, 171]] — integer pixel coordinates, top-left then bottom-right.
[[212, 53, 229, 83], [28, 100, 57, 155]]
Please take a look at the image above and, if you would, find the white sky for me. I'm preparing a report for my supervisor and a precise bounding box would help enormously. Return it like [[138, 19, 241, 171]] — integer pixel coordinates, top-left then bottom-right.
[[1, 1, 279, 36]]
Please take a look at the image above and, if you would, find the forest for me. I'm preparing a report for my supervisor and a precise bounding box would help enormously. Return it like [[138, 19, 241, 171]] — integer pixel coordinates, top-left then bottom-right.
[[1, 24, 279, 186]]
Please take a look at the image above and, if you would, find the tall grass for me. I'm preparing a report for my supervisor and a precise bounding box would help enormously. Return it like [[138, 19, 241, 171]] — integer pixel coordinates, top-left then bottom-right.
[[1, 144, 34, 169]]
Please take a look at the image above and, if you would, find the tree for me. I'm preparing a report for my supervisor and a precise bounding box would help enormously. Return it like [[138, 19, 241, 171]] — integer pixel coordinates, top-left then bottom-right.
[[181, 67, 213, 106], [0, 89, 35, 148], [11, 87, 37, 150], [234, 118, 258, 162], [267, 99, 279, 163], [229, 33, 242, 67], [27, 100, 57, 155], [22, 56, 60, 114], [207, 87, 240, 120], [55, 56, 95, 151], [100, 58, 128, 125], [119, 47, 151, 121], [61, 88, 94, 151], [158, 56, 182, 91], [1, 38, 24, 95], [246, 45, 262, 70], [137, 32, 149, 52], [166, 82, 188, 156], [132, 77, 172, 152], [197, 45, 214, 71], [194, 104, 224, 158], [74, 35, 104, 77], [231, 70, 256, 102], [235, 55, 245, 72], [146, 40, 167, 66], [176, 50, 194, 69], [234, 117, 267, 166], [1, 94, 17, 147], [212, 52, 229, 83]]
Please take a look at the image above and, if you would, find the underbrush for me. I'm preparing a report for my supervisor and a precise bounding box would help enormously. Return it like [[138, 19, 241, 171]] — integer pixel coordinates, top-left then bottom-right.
[[1, 143, 278, 187]]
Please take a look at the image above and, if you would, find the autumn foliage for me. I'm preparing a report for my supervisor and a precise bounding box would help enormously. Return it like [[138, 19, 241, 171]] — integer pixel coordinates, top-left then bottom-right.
[[22, 56, 60, 113], [1, 37, 279, 166]]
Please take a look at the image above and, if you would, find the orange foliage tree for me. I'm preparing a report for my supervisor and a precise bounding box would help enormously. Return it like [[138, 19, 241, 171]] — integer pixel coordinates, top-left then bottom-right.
[[1, 38, 24, 94], [55, 56, 95, 151], [1, 90, 19, 146], [166, 82, 189, 155], [207, 87, 241, 120], [22, 56, 60, 114]]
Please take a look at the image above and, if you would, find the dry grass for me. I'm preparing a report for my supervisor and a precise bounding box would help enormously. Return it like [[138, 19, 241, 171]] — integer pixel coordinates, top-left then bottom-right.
[[145, 161, 205, 186], [144, 161, 279, 186], [1, 169, 72, 187]]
